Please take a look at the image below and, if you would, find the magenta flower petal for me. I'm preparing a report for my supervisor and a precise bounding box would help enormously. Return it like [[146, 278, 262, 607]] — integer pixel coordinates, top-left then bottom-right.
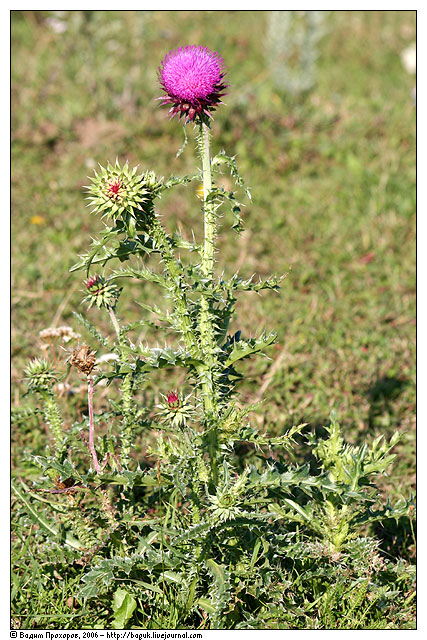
[[158, 45, 228, 122]]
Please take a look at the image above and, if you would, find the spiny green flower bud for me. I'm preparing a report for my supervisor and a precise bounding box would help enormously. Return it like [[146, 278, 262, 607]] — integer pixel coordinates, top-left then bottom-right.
[[157, 390, 193, 429], [144, 170, 162, 192], [24, 358, 56, 392], [85, 160, 161, 220], [218, 408, 240, 435], [83, 274, 120, 310]]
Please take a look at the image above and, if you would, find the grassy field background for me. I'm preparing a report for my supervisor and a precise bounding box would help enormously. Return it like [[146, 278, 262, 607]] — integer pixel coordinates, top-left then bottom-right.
[[11, 10, 415, 628]]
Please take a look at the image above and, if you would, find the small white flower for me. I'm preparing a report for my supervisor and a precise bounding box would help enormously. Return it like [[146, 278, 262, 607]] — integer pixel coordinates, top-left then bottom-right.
[[96, 353, 119, 364], [45, 18, 68, 34], [401, 43, 416, 75]]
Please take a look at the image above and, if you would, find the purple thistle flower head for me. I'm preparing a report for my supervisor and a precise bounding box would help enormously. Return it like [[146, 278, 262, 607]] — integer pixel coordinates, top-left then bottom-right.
[[158, 45, 227, 123]]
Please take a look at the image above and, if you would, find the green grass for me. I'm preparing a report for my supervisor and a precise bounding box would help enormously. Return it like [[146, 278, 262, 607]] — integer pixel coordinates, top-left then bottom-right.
[[11, 10, 415, 629]]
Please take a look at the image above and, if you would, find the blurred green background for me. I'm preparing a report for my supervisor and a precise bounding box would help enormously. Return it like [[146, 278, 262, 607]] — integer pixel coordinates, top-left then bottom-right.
[[11, 10, 415, 499]]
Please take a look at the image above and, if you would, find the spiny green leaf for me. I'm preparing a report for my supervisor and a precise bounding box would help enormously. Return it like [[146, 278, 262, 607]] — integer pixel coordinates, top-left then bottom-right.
[[205, 559, 232, 629], [223, 332, 277, 367], [109, 265, 169, 288]]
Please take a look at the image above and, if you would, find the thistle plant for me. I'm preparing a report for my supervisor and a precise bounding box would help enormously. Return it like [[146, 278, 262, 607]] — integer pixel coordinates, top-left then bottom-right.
[[16, 45, 415, 630], [24, 357, 64, 458]]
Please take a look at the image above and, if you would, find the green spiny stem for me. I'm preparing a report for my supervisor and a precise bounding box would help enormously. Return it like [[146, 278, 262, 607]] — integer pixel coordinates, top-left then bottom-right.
[[88, 376, 100, 475], [100, 488, 118, 530], [186, 435, 206, 528], [67, 495, 98, 550], [191, 492, 201, 525], [120, 372, 134, 467], [200, 122, 215, 279], [198, 122, 219, 418], [191, 480, 202, 560], [207, 428, 219, 487], [108, 307, 135, 467], [197, 121, 223, 489], [42, 392, 64, 459]]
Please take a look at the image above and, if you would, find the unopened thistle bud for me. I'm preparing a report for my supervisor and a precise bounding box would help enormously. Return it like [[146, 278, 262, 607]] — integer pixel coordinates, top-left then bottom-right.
[[144, 170, 162, 192], [83, 274, 120, 310], [218, 408, 240, 435], [158, 390, 192, 428], [85, 160, 161, 220], [24, 358, 57, 392]]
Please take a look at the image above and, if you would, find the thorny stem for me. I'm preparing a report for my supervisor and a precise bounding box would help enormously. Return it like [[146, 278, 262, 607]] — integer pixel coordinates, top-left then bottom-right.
[[108, 306, 134, 468], [120, 373, 133, 467], [198, 120, 220, 485], [157, 460, 166, 606], [41, 391, 64, 460], [100, 488, 117, 530], [87, 376, 100, 474], [198, 122, 218, 414], [200, 122, 215, 279], [67, 493, 98, 551]]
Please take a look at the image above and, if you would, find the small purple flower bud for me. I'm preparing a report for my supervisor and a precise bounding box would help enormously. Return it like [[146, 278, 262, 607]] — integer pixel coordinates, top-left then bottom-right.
[[82, 274, 120, 310], [85, 274, 100, 292], [166, 391, 180, 410]]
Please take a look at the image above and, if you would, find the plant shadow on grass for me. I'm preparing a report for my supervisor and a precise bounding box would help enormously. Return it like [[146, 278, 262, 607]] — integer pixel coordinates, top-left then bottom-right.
[[366, 375, 409, 430], [366, 377, 415, 564], [373, 516, 416, 565]]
